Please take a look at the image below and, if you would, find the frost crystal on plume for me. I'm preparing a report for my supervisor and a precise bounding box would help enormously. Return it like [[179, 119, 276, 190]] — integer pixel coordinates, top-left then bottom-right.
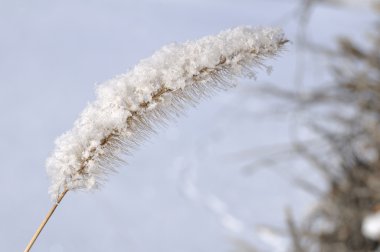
[[46, 26, 287, 200]]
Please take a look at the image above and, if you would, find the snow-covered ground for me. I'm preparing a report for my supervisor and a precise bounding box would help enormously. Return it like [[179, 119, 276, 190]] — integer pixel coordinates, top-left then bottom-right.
[[0, 0, 376, 251]]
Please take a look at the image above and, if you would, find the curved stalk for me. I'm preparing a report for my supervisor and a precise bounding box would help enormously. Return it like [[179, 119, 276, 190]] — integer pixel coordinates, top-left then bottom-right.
[[24, 189, 68, 252]]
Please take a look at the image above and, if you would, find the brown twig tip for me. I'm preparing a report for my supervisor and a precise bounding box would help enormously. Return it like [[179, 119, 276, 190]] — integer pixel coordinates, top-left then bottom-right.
[[280, 39, 290, 45]]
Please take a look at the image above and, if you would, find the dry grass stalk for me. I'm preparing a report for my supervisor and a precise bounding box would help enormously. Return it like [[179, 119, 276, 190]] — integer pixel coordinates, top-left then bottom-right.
[[24, 26, 288, 251]]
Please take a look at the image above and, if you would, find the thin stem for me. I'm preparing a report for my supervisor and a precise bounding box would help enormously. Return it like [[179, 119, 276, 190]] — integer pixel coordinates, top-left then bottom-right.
[[24, 189, 69, 252]]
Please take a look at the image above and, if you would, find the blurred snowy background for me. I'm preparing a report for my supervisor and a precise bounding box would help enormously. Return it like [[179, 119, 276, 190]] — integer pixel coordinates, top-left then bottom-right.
[[0, 0, 378, 251]]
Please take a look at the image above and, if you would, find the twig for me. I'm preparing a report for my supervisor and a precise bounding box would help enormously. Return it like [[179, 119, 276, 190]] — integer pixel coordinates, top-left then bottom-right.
[[286, 208, 306, 252], [24, 189, 69, 252]]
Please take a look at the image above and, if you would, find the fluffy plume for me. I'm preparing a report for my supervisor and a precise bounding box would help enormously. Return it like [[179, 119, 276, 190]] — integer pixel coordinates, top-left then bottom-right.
[[46, 26, 287, 200]]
